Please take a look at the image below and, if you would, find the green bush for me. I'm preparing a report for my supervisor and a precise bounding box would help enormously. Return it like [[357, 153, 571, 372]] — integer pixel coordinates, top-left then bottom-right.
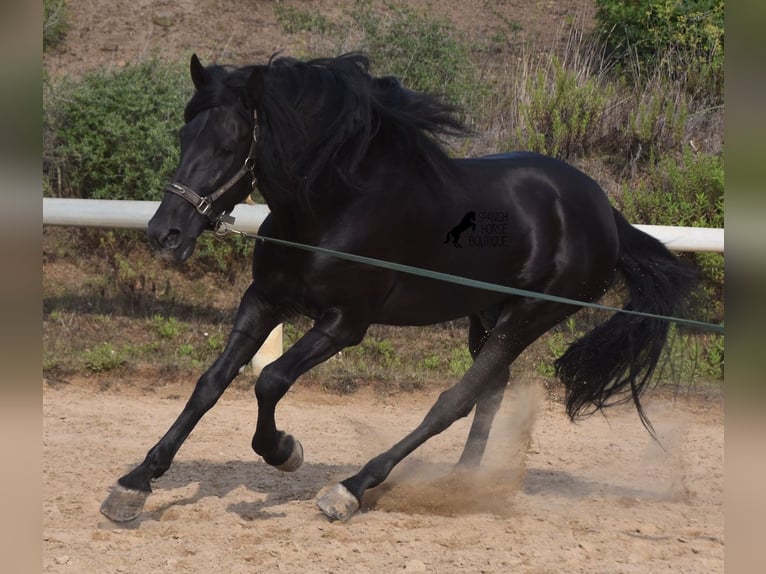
[[274, 3, 333, 34], [593, 0, 723, 100], [193, 233, 254, 279], [448, 346, 473, 377], [44, 58, 189, 200], [151, 315, 184, 339], [621, 147, 723, 230], [349, 337, 400, 370], [621, 80, 689, 162], [620, 147, 724, 294], [273, 1, 485, 123], [510, 56, 614, 159], [43, 0, 69, 51], [347, 1, 482, 109], [44, 58, 256, 276], [82, 343, 129, 372], [657, 327, 724, 382]]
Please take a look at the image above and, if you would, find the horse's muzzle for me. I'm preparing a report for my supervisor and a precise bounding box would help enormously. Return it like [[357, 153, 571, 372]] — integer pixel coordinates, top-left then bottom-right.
[[146, 223, 198, 262], [148, 227, 181, 251]]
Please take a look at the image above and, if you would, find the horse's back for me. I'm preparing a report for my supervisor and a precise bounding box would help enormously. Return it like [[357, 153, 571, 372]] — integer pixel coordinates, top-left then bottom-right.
[[454, 152, 616, 237], [452, 151, 620, 288]]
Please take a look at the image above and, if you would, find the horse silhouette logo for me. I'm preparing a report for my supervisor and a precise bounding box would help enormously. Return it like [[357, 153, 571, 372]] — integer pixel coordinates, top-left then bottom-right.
[[444, 211, 476, 248]]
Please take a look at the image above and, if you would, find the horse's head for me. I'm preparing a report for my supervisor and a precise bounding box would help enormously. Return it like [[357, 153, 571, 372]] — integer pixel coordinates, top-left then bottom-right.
[[147, 54, 262, 262]]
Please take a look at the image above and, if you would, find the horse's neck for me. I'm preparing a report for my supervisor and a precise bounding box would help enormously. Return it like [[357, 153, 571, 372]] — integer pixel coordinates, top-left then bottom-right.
[[260, 193, 330, 243]]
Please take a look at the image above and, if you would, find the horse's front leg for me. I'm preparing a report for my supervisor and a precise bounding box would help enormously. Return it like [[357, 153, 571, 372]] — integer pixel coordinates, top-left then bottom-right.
[[250, 309, 367, 471], [100, 284, 283, 522]]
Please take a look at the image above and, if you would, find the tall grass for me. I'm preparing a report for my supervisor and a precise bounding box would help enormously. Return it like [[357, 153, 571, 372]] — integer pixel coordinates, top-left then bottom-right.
[[496, 30, 616, 159], [43, 0, 69, 51]]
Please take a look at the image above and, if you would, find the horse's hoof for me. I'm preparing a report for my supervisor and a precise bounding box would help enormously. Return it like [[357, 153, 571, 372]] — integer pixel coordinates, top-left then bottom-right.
[[274, 436, 303, 472], [100, 484, 150, 522], [316, 483, 359, 522]]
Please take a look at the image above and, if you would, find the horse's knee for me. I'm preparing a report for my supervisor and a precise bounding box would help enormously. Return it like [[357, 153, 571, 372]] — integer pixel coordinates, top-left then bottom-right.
[[254, 363, 292, 404]]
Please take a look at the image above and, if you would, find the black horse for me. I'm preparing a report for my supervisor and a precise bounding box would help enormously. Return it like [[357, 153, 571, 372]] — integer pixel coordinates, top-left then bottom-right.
[[100, 54, 695, 523]]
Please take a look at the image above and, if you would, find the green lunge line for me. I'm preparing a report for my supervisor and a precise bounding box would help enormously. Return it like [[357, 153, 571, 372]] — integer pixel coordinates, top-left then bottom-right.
[[226, 228, 724, 334]]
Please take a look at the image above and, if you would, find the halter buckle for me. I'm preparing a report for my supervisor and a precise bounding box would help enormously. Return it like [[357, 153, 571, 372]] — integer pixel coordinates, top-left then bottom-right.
[[196, 197, 214, 217]]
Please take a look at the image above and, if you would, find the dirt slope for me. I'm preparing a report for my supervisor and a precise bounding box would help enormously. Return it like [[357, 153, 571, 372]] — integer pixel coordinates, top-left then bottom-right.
[[43, 0, 595, 78]]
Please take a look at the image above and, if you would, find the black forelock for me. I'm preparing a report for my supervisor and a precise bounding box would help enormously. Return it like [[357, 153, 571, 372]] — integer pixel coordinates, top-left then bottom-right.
[[183, 64, 259, 123]]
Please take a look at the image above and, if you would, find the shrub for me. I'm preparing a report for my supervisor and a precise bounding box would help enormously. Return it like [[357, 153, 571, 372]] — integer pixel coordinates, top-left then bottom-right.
[[193, 233, 254, 279], [287, 0, 483, 111], [509, 55, 614, 159], [274, 3, 333, 35], [44, 0, 69, 51], [353, 337, 400, 370], [151, 315, 184, 339], [350, 2, 477, 106], [624, 70, 689, 162], [44, 58, 189, 200], [82, 343, 129, 372], [657, 327, 724, 382], [448, 346, 473, 377], [44, 58, 256, 277], [621, 147, 723, 230], [620, 147, 724, 305], [593, 0, 723, 100]]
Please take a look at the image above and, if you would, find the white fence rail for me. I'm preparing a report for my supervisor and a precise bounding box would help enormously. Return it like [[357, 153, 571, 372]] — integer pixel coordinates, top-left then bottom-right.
[[43, 198, 271, 233], [43, 198, 724, 252], [43, 198, 277, 370], [43, 198, 724, 370]]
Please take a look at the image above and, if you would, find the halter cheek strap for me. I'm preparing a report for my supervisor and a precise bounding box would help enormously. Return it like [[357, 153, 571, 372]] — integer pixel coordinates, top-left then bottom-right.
[[164, 111, 259, 228]]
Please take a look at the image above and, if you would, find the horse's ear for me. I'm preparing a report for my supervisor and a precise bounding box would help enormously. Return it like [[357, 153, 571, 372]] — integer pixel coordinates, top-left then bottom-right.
[[245, 67, 264, 106], [190, 54, 206, 90]]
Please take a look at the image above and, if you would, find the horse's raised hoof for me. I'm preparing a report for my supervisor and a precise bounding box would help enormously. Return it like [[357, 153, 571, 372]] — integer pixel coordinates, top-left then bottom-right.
[[316, 483, 360, 522], [273, 435, 304, 472], [100, 484, 150, 522]]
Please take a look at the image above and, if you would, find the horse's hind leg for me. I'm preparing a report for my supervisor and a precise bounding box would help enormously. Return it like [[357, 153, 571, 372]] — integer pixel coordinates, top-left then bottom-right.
[[457, 369, 510, 467], [457, 316, 510, 467], [317, 301, 576, 521], [100, 284, 282, 522], [317, 314, 518, 521]]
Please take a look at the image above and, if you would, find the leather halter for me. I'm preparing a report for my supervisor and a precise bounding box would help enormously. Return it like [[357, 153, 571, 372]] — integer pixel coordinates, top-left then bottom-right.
[[163, 112, 258, 229]]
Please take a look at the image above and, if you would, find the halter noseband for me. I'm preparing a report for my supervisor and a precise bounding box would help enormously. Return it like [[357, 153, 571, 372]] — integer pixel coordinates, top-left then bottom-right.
[[164, 111, 259, 230]]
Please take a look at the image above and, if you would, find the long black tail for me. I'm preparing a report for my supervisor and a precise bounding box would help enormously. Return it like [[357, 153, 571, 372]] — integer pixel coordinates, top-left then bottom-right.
[[554, 209, 697, 435]]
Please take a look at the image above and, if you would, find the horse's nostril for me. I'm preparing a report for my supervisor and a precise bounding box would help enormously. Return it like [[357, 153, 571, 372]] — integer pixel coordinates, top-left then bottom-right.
[[163, 229, 181, 249], [149, 228, 181, 250]]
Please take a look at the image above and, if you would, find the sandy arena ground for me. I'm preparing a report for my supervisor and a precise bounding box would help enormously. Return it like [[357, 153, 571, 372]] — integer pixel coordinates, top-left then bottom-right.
[[43, 379, 723, 573]]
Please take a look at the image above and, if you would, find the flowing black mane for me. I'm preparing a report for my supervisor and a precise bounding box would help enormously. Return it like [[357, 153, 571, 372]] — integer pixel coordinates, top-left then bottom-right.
[[186, 54, 469, 203]]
